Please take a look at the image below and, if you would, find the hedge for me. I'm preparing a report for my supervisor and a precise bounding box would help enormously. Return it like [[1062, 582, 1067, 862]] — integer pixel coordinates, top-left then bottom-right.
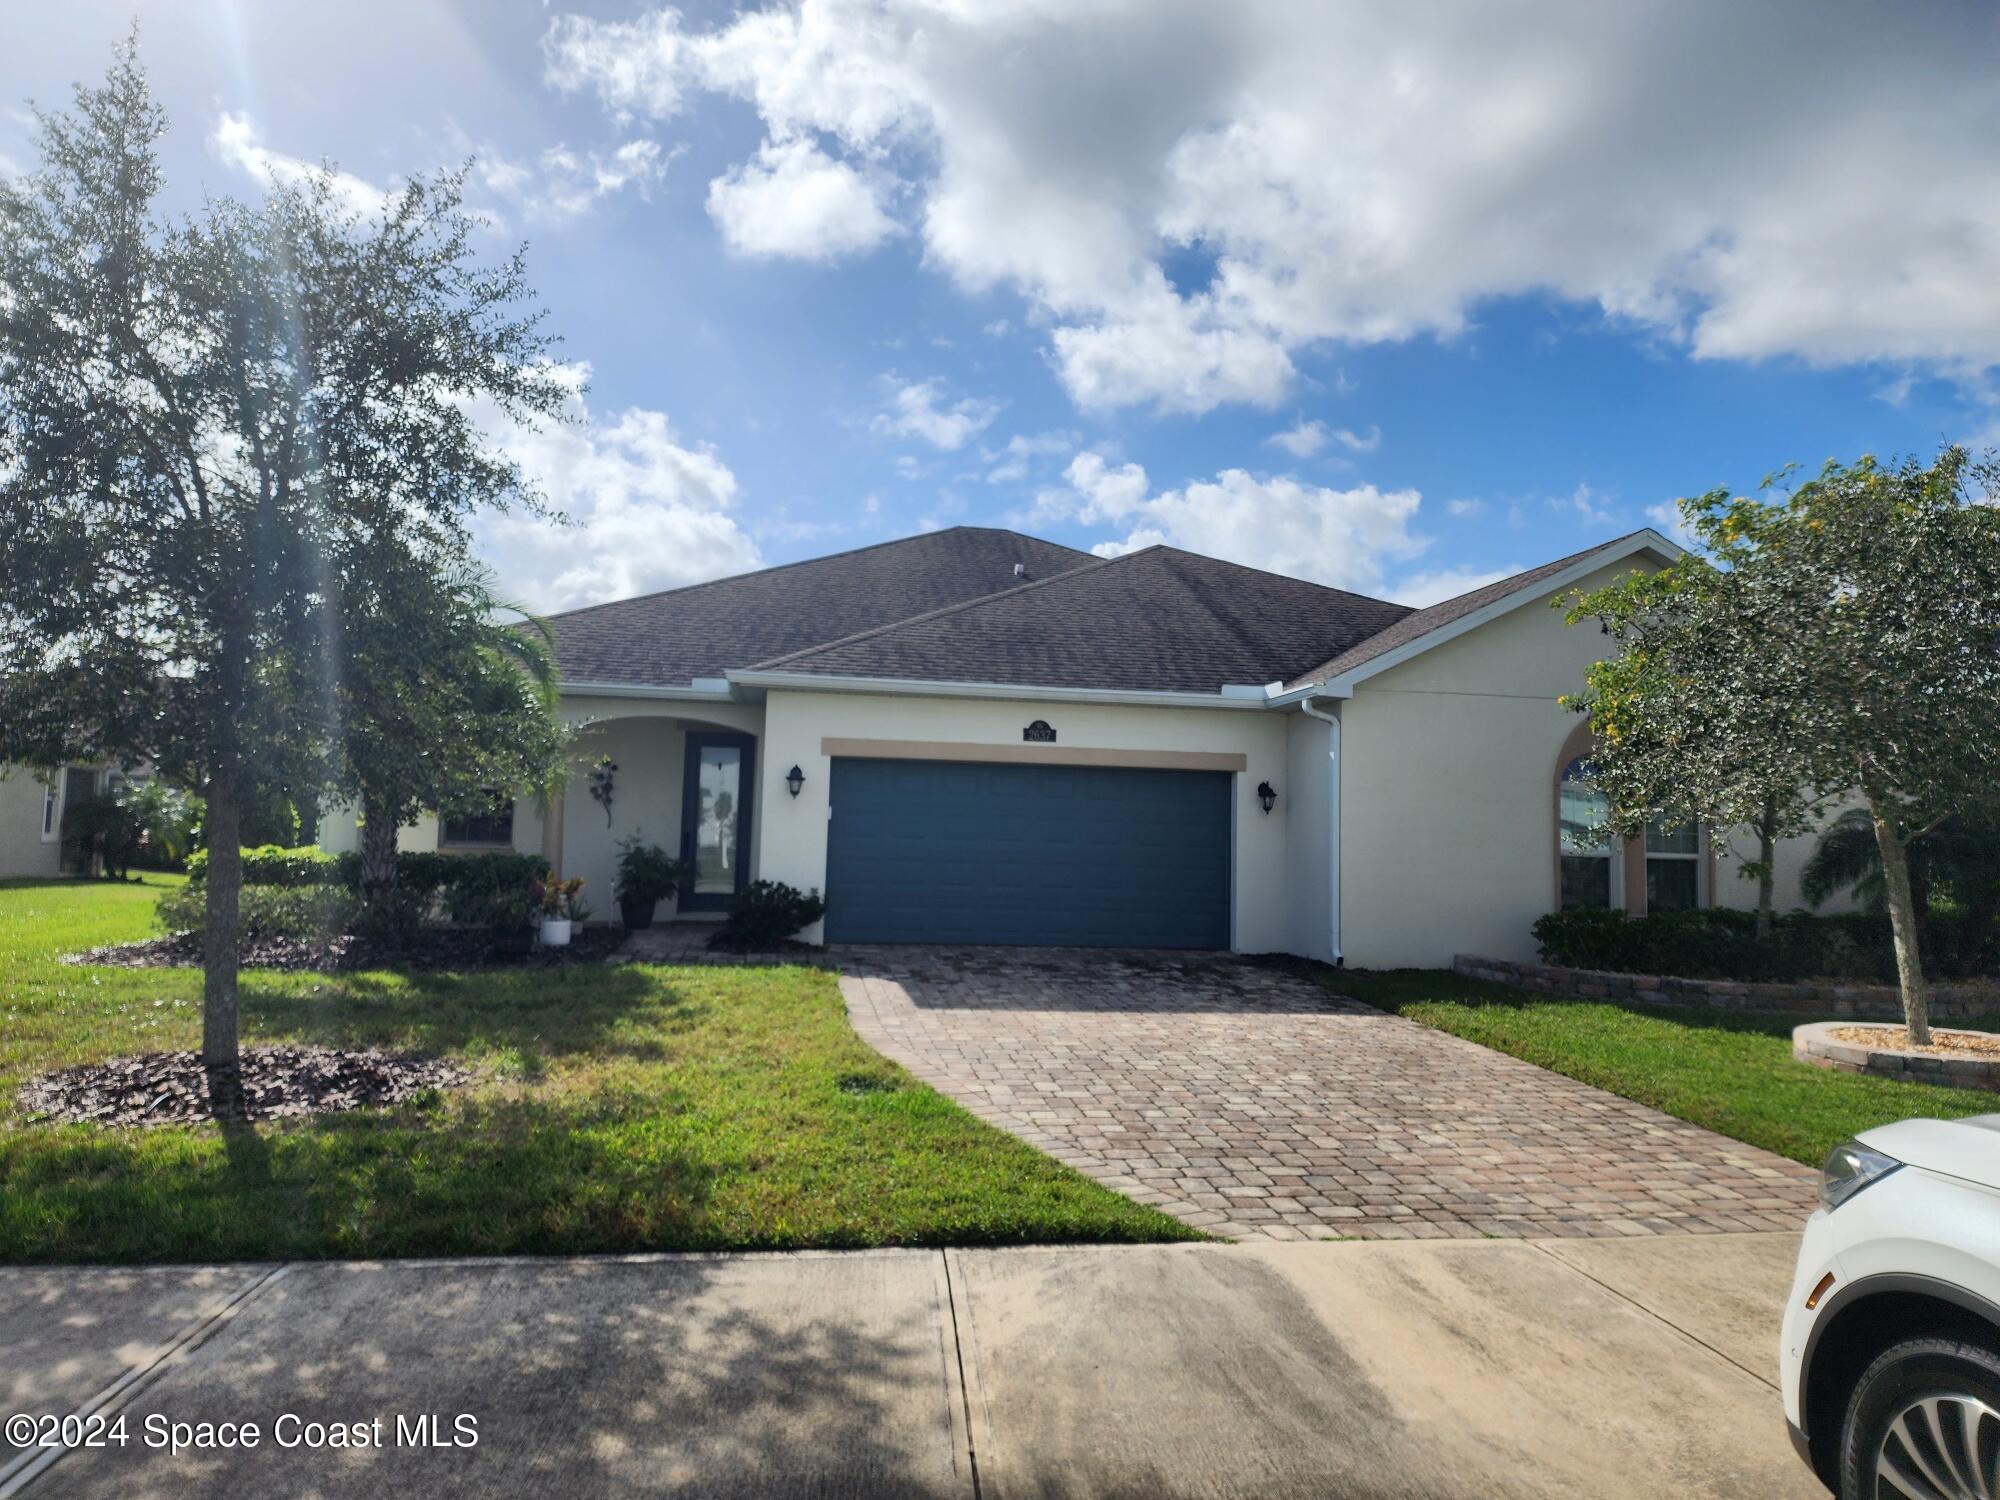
[[156, 883, 359, 942], [184, 844, 550, 925], [185, 844, 339, 887], [1530, 905, 1995, 983]]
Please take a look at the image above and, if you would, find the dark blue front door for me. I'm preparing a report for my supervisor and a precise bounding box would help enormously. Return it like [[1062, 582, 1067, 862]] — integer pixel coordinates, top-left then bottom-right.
[[680, 732, 755, 912], [824, 758, 1231, 947]]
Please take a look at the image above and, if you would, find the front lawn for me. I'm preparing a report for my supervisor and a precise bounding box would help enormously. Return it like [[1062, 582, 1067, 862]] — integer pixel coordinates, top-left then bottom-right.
[[1320, 968, 2000, 1168], [0, 878, 1195, 1263]]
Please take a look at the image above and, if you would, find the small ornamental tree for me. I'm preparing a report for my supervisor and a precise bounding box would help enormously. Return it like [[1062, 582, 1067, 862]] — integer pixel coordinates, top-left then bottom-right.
[[1569, 447, 2000, 1043], [1562, 506, 1822, 938], [337, 551, 565, 927], [0, 43, 568, 1071]]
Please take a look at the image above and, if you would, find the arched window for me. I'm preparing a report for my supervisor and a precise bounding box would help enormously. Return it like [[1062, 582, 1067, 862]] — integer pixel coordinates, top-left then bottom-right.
[[1557, 756, 1618, 909]]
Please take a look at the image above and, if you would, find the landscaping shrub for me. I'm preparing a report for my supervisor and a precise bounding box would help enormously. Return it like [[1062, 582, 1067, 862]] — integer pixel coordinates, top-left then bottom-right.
[[1528, 908, 1644, 972], [186, 843, 341, 888], [177, 846, 552, 939], [156, 882, 358, 943], [61, 797, 144, 879], [426, 854, 553, 924], [1528, 906, 1980, 983], [718, 880, 826, 947]]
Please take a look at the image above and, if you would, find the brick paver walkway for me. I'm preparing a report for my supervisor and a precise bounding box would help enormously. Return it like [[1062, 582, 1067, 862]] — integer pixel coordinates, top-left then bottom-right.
[[838, 946, 1818, 1242]]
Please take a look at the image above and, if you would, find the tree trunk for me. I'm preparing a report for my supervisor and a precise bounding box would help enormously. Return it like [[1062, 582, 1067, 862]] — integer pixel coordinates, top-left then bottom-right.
[[359, 791, 400, 930], [1865, 792, 1932, 1046], [201, 783, 243, 1070], [1755, 800, 1777, 941]]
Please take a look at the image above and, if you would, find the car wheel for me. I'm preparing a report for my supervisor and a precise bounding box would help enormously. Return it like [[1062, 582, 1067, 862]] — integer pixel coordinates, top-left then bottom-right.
[[1840, 1336, 2000, 1500]]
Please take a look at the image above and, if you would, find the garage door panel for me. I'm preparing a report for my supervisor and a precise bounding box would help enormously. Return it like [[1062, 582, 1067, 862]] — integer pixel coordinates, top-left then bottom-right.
[[825, 758, 1230, 948]]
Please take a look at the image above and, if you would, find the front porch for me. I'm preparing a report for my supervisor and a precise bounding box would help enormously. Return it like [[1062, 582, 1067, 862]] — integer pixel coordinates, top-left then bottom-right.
[[544, 694, 768, 926]]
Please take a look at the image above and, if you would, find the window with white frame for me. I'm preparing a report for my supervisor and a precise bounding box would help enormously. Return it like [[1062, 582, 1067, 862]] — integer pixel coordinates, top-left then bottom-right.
[[1645, 817, 1701, 911], [40, 779, 58, 841], [1558, 757, 1618, 909]]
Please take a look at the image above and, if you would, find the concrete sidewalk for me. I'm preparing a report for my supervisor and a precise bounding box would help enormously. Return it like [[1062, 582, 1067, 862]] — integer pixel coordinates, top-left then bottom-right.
[[1, 1233, 1823, 1499]]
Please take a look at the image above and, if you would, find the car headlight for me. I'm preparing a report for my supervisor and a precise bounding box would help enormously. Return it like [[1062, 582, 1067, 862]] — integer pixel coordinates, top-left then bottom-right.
[[1820, 1139, 1902, 1211]]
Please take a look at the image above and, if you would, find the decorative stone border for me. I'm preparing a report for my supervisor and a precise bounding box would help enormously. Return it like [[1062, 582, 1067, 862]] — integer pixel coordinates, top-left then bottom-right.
[[1454, 954, 2000, 1021], [1793, 1021, 2000, 1093]]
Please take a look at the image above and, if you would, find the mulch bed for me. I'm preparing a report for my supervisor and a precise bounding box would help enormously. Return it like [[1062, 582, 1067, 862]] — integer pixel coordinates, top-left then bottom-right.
[[17, 1045, 476, 1128], [68, 925, 625, 973]]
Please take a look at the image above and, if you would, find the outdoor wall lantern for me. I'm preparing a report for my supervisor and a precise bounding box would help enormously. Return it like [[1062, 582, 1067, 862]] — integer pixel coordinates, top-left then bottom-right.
[[1256, 780, 1278, 814], [786, 764, 806, 798]]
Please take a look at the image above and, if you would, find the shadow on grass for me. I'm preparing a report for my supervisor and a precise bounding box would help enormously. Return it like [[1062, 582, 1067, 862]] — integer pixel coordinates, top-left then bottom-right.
[[243, 963, 713, 1075], [0, 1089, 728, 1265]]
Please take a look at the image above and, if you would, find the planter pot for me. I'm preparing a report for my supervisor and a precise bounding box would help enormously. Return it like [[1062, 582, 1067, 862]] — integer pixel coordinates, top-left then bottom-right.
[[540, 917, 573, 947], [620, 897, 657, 932]]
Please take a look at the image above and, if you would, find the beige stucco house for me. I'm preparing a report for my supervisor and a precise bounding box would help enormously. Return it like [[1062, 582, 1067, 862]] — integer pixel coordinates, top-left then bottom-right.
[[0, 763, 101, 879], [320, 525, 1824, 967]]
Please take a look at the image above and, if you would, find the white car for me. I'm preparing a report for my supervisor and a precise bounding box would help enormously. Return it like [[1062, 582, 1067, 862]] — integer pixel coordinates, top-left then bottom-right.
[[1781, 1115, 2000, 1498]]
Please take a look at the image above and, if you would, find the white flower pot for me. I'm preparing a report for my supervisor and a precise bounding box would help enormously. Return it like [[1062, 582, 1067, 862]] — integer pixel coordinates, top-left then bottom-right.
[[540, 917, 573, 947]]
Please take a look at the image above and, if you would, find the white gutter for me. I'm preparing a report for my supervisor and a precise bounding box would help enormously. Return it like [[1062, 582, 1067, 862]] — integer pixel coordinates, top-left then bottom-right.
[[725, 668, 1276, 711], [1296, 697, 1342, 966], [560, 678, 739, 702]]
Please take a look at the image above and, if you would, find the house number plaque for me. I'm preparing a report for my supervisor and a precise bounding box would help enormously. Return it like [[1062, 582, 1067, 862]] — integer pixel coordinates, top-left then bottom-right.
[[1022, 720, 1057, 743]]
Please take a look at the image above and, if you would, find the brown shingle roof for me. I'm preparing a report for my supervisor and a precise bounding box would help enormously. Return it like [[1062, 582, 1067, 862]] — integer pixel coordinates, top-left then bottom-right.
[[745, 545, 1414, 694], [546, 527, 1092, 688], [1281, 530, 1660, 689]]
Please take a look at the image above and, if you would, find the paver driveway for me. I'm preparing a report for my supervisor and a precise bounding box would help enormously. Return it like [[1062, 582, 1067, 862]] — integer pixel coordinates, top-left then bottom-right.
[[838, 947, 1818, 1242]]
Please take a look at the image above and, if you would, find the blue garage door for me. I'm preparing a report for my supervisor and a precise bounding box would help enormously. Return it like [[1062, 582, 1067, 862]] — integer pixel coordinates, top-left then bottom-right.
[[825, 758, 1231, 948]]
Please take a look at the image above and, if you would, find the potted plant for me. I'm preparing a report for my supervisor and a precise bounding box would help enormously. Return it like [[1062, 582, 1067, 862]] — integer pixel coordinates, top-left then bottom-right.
[[531, 875, 587, 947], [614, 836, 682, 931]]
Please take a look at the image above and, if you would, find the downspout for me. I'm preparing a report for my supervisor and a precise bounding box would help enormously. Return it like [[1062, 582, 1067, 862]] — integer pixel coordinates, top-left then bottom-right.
[[1297, 697, 1342, 966]]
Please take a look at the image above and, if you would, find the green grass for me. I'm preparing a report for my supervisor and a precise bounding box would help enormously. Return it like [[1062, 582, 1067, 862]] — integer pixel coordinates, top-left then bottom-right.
[[1320, 967, 2000, 1167], [0, 877, 1196, 1263]]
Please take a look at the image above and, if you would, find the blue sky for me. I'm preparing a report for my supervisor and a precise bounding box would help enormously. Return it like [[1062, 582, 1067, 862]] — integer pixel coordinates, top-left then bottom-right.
[[7, 1, 1996, 611]]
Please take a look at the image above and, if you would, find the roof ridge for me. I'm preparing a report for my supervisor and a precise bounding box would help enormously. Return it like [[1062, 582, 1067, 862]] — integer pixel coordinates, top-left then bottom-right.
[[1146, 543, 1406, 612], [741, 546, 1153, 671], [540, 525, 1091, 622]]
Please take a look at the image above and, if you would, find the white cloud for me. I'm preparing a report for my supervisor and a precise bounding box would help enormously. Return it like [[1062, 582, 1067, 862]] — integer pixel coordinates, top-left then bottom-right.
[[547, 1, 2000, 413], [1043, 453, 1427, 593], [471, 137, 672, 224], [542, 9, 698, 121], [706, 136, 896, 261], [872, 378, 1000, 451], [1548, 482, 1620, 527], [1445, 498, 1487, 518], [1267, 419, 1328, 458], [1645, 500, 1699, 549], [474, 364, 760, 613], [211, 112, 389, 217], [1265, 418, 1379, 460], [983, 430, 1076, 483], [1391, 565, 1518, 608]]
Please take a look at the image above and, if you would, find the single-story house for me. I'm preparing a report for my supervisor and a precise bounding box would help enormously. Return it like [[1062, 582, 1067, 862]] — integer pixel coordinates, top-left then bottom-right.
[[319, 525, 1831, 967], [0, 763, 103, 880]]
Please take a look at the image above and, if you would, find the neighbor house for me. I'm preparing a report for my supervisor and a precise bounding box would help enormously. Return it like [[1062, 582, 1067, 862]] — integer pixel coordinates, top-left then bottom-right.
[[0, 763, 102, 879], [319, 525, 1830, 967]]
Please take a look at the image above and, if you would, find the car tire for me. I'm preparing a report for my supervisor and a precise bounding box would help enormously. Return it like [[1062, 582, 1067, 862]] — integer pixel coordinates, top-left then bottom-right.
[[1839, 1335, 2000, 1500]]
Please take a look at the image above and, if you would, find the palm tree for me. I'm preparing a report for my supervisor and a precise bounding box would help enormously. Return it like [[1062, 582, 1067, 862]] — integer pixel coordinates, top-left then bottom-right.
[[1804, 808, 2000, 970]]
